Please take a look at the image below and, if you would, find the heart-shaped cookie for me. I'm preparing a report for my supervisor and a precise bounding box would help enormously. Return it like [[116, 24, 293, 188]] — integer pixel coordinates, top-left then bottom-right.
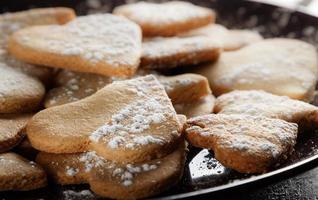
[[194, 38, 318, 101], [36, 142, 186, 199], [113, 1, 215, 36], [215, 90, 318, 130], [156, 73, 211, 104], [180, 24, 263, 51], [27, 75, 183, 163], [44, 70, 113, 108], [9, 14, 142, 77], [174, 94, 215, 118], [141, 36, 221, 70], [186, 114, 298, 173], [0, 7, 75, 83], [44, 70, 211, 108]]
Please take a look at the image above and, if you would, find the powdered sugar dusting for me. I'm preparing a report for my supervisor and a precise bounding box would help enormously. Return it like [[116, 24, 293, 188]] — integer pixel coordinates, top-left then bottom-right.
[[60, 150, 161, 187], [216, 90, 317, 122], [90, 98, 168, 149], [89, 76, 176, 149], [18, 14, 142, 68], [112, 163, 159, 186], [114, 1, 212, 25], [187, 114, 298, 159], [142, 36, 220, 69]]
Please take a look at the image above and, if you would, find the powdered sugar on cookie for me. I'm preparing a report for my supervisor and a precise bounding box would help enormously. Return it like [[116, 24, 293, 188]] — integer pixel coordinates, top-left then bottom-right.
[[115, 1, 211, 24], [90, 97, 169, 149]]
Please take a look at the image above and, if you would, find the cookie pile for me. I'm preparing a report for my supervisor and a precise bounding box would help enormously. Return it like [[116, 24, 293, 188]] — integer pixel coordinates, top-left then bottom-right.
[[1, 1, 318, 199]]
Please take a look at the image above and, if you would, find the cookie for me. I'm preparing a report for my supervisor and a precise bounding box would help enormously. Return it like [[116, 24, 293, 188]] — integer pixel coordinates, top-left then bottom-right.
[[0, 63, 45, 113], [174, 94, 215, 118], [180, 24, 263, 51], [186, 114, 298, 173], [8, 14, 142, 77], [214, 90, 318, 130], [1, 57, 53, 85], [44, 71, 210, 108], [113, 1, 215, 36], [27, 75, 183, 163], [141, 36, 221, 70], [0, 152, 47, 191], [193, 38, 318, 101], [44, 70, 113, 108], [0, 114, 32, 152], [36, 142, 186, 199], [0, 7, 76, 83], [156, 73, 211, 104]]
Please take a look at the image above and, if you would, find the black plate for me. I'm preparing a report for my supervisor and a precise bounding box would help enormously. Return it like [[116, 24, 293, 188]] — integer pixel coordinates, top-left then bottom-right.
[[1, 0, 318, 199]]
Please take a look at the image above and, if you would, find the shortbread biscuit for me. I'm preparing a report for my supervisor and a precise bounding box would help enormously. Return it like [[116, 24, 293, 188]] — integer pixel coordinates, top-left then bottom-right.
[[0, 114, 31, 152], [9, 14, 142, 77], [186, 114, 298, 173], [113, 1, 215, 36], [1, 57, 53, 84], [0, 63, 45, 113], [194, 38, 318, 101], [141, 36, 221, 69], [215, 90, 318, 130], [44, 70, 112, 108], [0, 152, 47, 191], [45, 71, 211, 108], [180, 24, 263, 51], [36, 142, 186, 199], [174, 94, 215, 118], [27, 75, 182, 163], [156, 73, 211, 104], [0, 7, 75, 82]]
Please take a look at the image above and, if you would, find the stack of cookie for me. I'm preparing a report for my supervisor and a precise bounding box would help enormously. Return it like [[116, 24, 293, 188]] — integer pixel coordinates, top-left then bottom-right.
[[0, 7, 75, 192], [1, 1, 318, 199]]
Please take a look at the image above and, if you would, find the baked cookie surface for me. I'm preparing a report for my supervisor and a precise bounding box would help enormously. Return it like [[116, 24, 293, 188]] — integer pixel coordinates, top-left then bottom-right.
[[27, 75, 182, 163], [36, 142, 186, 199], [186, 114, 298, 173], [215, 90, 318, 130], [0, 63, 45, 113], [0, 152, 47, 191], [113, 1, 215, 36], [0, 7, 75, 82], [180, 24, 263, 51], [0, 114, 31, 152], [9, 14, 142, 77], [141, 36, 221, 69], [194, 38, 318, 101]]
